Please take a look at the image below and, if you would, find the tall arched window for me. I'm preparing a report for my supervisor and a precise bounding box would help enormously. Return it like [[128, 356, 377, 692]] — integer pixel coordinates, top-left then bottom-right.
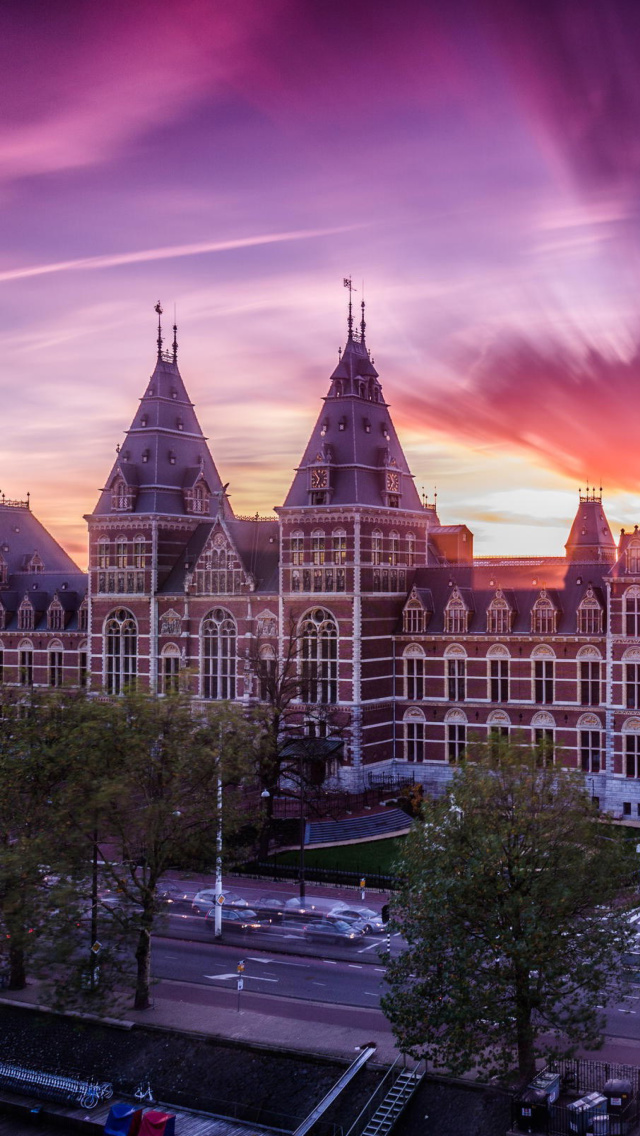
[[299, 608, 338, 704], [403, 708, 425, 762], [115, 537, 127, 569], [202, 608, 236, 699], [160, 644, 181, 694], [625, 587, 640, 637], [404, 645, 425, 701], [105, 608, 137, 694]]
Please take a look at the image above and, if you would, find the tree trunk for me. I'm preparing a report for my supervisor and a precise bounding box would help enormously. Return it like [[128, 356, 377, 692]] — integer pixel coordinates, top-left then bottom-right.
[[8, 941, 26, 990], [134, 923, 152, 1010], [257, 793, 274, 860], [515, 975, 536, 1084]]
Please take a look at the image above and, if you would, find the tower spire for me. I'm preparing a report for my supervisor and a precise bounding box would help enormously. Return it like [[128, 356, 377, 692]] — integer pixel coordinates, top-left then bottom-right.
[[155, 301, 163, 359], [360, 298, 366, 344], [172, 304, 178, 364], [343, 276, 355, 340]]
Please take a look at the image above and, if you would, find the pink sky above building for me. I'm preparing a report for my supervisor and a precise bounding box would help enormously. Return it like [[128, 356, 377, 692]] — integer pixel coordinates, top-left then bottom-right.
[[2, 0, 640, 564]]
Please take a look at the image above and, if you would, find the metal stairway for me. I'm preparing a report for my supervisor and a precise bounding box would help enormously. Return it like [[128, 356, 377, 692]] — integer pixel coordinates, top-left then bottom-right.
[[359, 1065, 424, 1136]]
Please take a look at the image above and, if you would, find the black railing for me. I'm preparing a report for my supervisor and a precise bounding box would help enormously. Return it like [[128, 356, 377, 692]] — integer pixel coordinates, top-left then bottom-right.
[[511, 1058, 640, 1135], [239, 859, 403, 890]]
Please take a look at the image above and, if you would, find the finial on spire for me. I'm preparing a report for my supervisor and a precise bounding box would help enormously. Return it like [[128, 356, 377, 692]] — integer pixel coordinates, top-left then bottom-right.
[[343, 276, 356, 340], [360, 298, 366, 344], [155, 301, 163, 358], [172, 304, 178, 363]]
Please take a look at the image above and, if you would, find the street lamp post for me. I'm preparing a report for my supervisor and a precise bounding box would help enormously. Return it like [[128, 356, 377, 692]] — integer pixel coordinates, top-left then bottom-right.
[[299, 769, 306, 902], [214, 771, 223, 938]]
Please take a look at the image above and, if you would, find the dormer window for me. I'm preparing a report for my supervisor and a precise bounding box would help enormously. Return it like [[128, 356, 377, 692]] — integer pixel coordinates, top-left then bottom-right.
[[18, 599, 34, 631], [577, 585, 603, 634], [320, 419, 329, 437], [363, 418, 371, 433], [628, 543, 640, 575], [112, 477, 133, 510], [48, 599, 64, 632], [142, 450, 149, 464], [27, 552, 44, 573], [140, 416, 148, 427], [171, 389, 177, 399], [531, 591, 557, 635], [177, 418, 183, 430], [186, 482, 209, 515], [338, 417, 347, 431], [404, 603, 425, 634], [487, 591, 512, 635], [444, 589, 469, 635], [0, 555, 7, 585]]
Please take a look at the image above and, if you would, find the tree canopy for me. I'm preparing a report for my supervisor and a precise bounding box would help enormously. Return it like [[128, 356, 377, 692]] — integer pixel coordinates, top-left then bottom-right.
[[382, 741, 638, 1082]]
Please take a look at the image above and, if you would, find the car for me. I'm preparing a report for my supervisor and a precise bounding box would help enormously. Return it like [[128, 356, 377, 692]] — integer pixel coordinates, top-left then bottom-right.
[[331, 905, 386, 934], [255, 917, 308, 938], [284, 897, 346, 919], [204, 907, 264, 934], [304, 918, 362, 945], [192, 889, 248, 915]]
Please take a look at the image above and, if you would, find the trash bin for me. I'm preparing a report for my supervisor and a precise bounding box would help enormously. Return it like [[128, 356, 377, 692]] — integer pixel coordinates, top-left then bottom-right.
[[530, 1071, 561, 1104], [516, 1088, 549, 1132], [603, 1079, 633, 1115], [138, 1110, 176, 1136], [592, 1115, 610, 1135], [104, 1102, 143, 1136], [567, 1093, 607, 1135]]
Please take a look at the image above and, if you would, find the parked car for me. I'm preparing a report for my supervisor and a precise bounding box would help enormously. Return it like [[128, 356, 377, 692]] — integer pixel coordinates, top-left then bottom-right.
[[255, 917, 307, 938], [284, 897, 346, 919], [304, 918, 362, 945], [192, 889, 248, 915], [204, 907, 263, 934]]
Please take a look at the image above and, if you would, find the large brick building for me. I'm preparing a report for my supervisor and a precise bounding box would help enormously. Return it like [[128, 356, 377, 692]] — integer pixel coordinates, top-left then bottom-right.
[[2, 301, 640, 816]]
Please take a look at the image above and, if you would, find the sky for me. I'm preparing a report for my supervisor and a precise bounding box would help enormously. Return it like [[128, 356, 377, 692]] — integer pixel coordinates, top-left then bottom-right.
[[2, 0, 640, 566]]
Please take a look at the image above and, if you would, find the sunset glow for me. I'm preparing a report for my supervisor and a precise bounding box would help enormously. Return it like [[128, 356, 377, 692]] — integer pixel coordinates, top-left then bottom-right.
[[2, 0, 640, 563]]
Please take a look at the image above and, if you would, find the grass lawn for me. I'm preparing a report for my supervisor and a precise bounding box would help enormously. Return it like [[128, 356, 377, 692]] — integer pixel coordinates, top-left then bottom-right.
[[272, 835, 405, 877]]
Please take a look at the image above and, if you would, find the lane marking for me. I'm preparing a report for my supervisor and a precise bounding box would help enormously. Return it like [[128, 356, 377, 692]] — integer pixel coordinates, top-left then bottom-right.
[[312, 982, 328, 987], [375, 968, 386, 973], [268, 960, 311, 968], [363, 992, 379, 997], [349, 964, 363, 969], [323, 960, 337, 965], [203, 972, 278, 983], [358, 941, 380, 954], [247, 957, 273, 963]]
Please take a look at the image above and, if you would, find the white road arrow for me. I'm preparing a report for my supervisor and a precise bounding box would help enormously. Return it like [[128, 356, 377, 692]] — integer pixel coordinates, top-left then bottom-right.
[[204, 972, 278, 982]]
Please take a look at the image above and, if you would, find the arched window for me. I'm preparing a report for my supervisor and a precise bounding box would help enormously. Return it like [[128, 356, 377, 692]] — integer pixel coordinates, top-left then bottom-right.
[[160, 643, 181, 695], [623, 646, 640, 709], [445, 709, 467, 763], [133, 536, 146, 569], [115, 537, 127, 569], [624, 719, 640, 778], [531, 710, 555, 764], [624, 586, 640, 637], [299, 608, 338, 704], [202, 608, 236, 699], [578, 713, 602, 773], [18, 639, 33, 686], [332, 529, 347, 564], [404, 601, 425, 634], [104, 608, 137, 694], [97, 539, 109, 570], [371, 530, 382, 566], [258, 645, 276, 701], [389, 531, 399, 566], [577, 644, 601, 706], [404, 645, 425, 701], [291, 531, 304, 566], [406, 533, 415, 568], [0, 555, 7, 585], [532, 645, 554, 704], [111, 478, 132, 511], [487, 709, 511, 743], [531, 591, 557, 635], [445, 644, 466, 702], [311, 531, 325, 566], [48, 640, 63, 688], [403, 708, 425, 762]]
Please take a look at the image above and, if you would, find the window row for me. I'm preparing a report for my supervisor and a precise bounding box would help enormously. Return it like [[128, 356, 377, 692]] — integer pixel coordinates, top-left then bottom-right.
[[402, 723, 603, 771], [289, 530, 417, 567], [403, 655, 604, 706], [291, 568, 346, 594], [403, 596, 603, 635], [0, 647, 89, 688], [2, 600, 88, 633], [96, 537, 147, 569]]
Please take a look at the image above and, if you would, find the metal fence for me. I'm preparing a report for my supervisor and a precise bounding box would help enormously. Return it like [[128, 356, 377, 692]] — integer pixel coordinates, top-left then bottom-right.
[[511, 1058, 640, 1136], [240, 859, 403, 891]]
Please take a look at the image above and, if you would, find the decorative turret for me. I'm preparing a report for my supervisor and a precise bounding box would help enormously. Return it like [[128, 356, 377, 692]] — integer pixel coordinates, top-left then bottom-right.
[[91, 306, 229, 520], [283, 290, 425, 512], [565, 488, 616, 563]]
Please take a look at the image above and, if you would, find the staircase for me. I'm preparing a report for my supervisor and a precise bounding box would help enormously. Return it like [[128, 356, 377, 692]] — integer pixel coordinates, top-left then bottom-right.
[[347, 1063, 425, 1136]]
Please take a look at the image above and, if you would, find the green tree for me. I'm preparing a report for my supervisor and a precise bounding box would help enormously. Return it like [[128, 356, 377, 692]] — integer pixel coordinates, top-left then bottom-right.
[[382, 741, 637, 1083], [61, 691, 256, 1010]]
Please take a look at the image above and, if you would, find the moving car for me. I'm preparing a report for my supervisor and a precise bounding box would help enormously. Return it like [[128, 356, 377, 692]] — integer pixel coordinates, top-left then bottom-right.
[[304, 918, 362, 945], [192, 889, 248, 915], [204, 907, 263, 934], [331, 905, 386, 934]]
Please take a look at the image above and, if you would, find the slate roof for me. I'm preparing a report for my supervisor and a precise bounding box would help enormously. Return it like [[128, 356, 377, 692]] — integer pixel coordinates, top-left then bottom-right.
[[91, 355, 229, 519], [283, 334, 424, 511], [0, 503, 87, 631], [565, 496, 616, 562], [160, 516, 279, 595], [404, 560, 607, 635]]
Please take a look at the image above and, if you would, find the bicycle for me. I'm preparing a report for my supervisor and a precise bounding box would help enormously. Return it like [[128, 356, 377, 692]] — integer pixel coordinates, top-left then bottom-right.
[[134, 1080, 154, 1103]]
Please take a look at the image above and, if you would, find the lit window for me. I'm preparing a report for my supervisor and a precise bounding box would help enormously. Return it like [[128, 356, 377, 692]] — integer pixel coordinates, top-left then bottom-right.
[[97, 540, 109, 570], [133, 538, 145, 569], [389, 532, 399, 566], [371, 531, 382, 566], [116, 539, 127, 569], [291, 532, 304, 566], [312, 531, 325, 566], [332, 530, 347, 564], [406, 534, 415, 567]]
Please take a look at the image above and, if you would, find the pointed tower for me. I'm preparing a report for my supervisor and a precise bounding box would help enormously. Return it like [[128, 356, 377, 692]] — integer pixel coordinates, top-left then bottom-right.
[[278, 289, 438, 785], [565, 489, 616, 563], [86, 307, 231, 694]]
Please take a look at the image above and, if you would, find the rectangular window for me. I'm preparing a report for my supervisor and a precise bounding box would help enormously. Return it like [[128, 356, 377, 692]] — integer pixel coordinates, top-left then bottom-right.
[[49, 651, 63, 687], [405, 721, 425, 762], [313, 569, 323, 592], [389, 535, 399, 566], [371, 533, 382, 566], [627, 663, 640, 709], [332, 533, 346, 564], [447, 724, 466, 762], [580, 730, 601, 773], [534, 728, 554, 764], [0, 649, 3, 683], [580, 659, 601, 705], [490, 658, 509, 702], [406, 656, 425, 701], [161, 655, 180, 694], [19, 650, 33, 686], [336, 569, 345, 592], [447, 658, 466, 702], [79, 651, 88, 688], [626, 734, 640, 778], [534, 659, 554, 704], [404, 608, 424, 634], [291, 535, 304, 565], [445, 607, 467, 635], [626, 596, 640, 637], [578, 606, 601, 634], [312, 534, 325, 565], [324, 568, 334, 592]]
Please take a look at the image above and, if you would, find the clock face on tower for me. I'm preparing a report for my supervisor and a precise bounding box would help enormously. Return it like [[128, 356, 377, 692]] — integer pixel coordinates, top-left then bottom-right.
[[386, 470, 400, 493], [311, 467, 328, 490]]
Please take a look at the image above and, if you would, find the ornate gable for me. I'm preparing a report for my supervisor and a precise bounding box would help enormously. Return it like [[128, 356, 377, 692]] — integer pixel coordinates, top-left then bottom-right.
[[109, 466, 136, 512], [193, 528, 247, 596]]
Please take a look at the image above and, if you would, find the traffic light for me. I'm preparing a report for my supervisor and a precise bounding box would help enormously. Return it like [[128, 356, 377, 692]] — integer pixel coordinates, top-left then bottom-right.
[[381, 903, 390, 924]]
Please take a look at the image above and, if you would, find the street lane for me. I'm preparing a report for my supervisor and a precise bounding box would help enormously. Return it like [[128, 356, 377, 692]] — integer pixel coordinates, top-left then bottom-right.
[[151, 936, 389, 1007]]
